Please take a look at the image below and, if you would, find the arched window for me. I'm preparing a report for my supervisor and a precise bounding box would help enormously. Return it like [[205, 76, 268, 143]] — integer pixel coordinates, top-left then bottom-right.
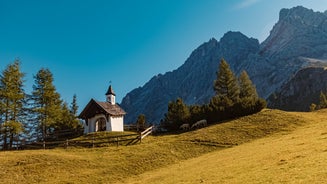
[[95, 117, 106, 131]]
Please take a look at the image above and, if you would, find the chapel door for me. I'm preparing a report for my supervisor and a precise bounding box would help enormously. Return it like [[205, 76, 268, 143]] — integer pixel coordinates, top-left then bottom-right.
[[95, 117, 106, 131]]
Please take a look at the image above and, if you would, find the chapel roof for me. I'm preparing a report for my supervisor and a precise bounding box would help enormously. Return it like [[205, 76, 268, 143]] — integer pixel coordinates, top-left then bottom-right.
[[78, 99, 126, 119]]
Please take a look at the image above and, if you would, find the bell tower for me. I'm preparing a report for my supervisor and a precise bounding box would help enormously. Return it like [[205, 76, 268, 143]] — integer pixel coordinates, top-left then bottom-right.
[[105, 85, 116, 105]]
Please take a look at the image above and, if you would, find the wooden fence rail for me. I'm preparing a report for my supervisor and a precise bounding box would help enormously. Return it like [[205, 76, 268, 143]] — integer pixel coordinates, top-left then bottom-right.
[[17, 133, 140, 150], [6, 127, 155, 150], [139, 126, 154, 143]]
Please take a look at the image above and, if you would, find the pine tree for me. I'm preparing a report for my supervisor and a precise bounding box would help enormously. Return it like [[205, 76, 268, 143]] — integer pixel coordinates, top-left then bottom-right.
[[70, 94, 78, 117], [237, 70, 266, 116], [31, 68, 62, 141], [214, 59, 240, 103], [189, 105, 205, 123], [66, 94, 81, 130], [239, 70, 258, 100], [0, 60, 26, 149], [136, 114, 146, 131], [56, 102, 81, 132], [163, 98, 190, 131], [319, 91, 327, 109], [208, 60, 266, 122]]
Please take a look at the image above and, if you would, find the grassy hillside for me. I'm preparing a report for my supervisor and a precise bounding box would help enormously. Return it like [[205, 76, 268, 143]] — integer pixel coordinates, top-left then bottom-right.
[[0, 109, 324, 183], [123, 110, 327, 183]]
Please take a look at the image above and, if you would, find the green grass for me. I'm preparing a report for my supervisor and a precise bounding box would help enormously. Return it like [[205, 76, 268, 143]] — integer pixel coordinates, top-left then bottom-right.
[[0, 109, 323, 183]]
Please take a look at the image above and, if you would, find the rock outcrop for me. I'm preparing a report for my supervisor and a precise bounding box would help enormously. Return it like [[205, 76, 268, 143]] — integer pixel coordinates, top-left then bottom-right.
[[243, 6, 327, 98], [269, 65, 327, 111]]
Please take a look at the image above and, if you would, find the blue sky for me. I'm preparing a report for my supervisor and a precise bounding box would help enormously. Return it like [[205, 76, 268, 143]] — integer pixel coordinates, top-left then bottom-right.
[[1, 0, 327, 111]]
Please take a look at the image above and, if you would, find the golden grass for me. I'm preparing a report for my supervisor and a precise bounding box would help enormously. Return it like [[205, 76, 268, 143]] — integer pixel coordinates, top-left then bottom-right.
[[0, 109, 324, 184], [122, 110, 327, 184]]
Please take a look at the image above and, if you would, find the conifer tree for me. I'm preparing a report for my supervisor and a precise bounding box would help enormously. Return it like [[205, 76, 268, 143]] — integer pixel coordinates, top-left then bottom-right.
[[214, 59, 240, 103], [237, 70, 266, 116], [56, 102, 81, 132], [66, 94, 81, 130], [136, 114, 146, 131], [239, 70, 258, 100], [163, 98, 190, 131], [189, 105, 205, 123], [70, 94, 78, 117], [0, 60, 26, 149], [208, 60, 266, 122], [31, 68, 62, 140], [319, 91, 327, 109]]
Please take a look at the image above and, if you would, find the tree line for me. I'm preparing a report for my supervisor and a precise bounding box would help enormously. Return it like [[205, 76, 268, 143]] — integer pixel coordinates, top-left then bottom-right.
[[310, 91, 327, 111], [0, 60, 81, 150], [161, 59, 266, 131]]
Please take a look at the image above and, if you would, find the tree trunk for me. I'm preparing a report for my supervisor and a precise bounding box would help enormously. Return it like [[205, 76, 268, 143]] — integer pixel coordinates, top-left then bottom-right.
[[0, 124, 2, 149], [3, 130, 7, 150], [9, 133, 14, 149]]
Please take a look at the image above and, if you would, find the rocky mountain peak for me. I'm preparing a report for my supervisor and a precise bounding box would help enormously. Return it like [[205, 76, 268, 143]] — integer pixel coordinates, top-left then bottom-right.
[[260, 6, 327, 60], [187, 38, 218, 62], [279, 6, 312, 21], [279, 6, 326, 27], [220, 31, 257, 44], [219, 31, 259, 72], [220, 31, 259, 51]]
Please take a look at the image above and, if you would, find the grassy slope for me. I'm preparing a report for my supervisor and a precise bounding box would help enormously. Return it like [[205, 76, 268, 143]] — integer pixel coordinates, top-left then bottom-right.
[[0, 109, 324, 183], [124, 110, 327, 184]]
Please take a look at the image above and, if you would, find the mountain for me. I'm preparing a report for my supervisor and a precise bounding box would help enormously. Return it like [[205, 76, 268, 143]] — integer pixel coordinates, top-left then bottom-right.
[[121, 6, 327, 123], [121, 32, 259, 123], [242, 6, 327, 99]]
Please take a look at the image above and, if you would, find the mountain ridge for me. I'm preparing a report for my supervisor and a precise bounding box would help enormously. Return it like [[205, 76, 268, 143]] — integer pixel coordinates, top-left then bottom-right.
[[121, 31, 259, 123], [121, 6, 327, 123]]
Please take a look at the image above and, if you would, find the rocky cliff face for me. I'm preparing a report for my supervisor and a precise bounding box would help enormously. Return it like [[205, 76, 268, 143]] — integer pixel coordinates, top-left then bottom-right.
[[121, 6, 327, 123], [121, 32, 259, 123], [269, 65, 327, 111], [261, 6, 327, 59], [243, 6, 327, 99]]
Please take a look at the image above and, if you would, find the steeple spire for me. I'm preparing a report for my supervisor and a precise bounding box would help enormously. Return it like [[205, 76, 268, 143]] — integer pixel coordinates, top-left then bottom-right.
[[105, 85, 116, 96], [106, 85, 116, 104]]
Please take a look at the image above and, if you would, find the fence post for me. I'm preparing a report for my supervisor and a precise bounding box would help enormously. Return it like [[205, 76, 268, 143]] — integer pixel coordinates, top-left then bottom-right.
[[43, 141, 46, 150], [92, 135, 95, 148], [139, 132, 142, 143], [65, 139, 69, 149]]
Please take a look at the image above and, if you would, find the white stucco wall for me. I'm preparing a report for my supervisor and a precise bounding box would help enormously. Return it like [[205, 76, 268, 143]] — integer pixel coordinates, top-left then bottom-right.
[[84, 114, 124, 133], [106, 120, 112, 131], [109, 116, 124, 131], [83, 120, 89, 134], [106, 94, 116, 105], [84, 114, 106, 133]]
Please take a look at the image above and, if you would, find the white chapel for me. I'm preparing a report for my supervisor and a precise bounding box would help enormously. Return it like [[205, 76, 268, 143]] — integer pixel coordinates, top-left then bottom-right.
[[78, 85, 126, 134]]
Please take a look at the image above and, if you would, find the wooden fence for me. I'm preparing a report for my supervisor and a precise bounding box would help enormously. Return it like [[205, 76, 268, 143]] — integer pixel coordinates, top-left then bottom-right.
[[4, 126, 155, 150], [124, 124, 137, 131], [139, 126, 153, 143], [45, 128, 84, 140], [14, 126, 154, 150], [18, 133, 138, 150]]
